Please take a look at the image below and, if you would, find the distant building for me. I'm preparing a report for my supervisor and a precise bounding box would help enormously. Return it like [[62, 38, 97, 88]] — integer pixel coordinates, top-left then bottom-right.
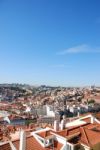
[[46, 105, 55, 117]]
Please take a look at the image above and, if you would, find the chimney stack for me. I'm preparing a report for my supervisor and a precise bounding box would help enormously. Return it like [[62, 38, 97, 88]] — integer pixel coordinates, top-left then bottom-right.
[[77, 107, 80, 118], [77, 112, 80, 118], [19, 129, 26, 150], [60, 115, 66, 130], [91, 115, 94, 124], [54, 120, 59, 131]]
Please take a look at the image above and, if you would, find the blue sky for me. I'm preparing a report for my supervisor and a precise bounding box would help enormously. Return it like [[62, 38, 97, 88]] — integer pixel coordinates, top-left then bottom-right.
[[0, 0, 100, 86]]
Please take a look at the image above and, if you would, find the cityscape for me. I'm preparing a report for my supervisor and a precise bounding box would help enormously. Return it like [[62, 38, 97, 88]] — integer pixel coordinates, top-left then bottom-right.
[[0, 84, 100, 150], [0, 0, 100, 150]]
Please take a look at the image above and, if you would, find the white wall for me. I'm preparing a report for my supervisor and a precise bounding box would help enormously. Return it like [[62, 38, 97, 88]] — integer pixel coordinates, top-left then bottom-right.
[[46, 105, 55, 117]]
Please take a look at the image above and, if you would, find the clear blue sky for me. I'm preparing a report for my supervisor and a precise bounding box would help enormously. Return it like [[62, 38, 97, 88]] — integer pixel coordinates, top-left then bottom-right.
[[0, 0, 100, 86]]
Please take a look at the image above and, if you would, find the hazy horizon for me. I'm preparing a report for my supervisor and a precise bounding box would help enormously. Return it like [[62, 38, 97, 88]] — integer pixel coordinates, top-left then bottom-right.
[[0, 82, 99, 88]]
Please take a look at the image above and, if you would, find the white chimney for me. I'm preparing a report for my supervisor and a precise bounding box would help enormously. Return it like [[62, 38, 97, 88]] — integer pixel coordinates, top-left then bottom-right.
[[19, 130, 26, 150], [60, 116, 66, 130], [61, 119, 65, 130], [62, 115, 66, 120], [91, 116, 94, 124], [77, 112, 80, 118], [77, 107, 80, 117], [54, 120, 59, 131]]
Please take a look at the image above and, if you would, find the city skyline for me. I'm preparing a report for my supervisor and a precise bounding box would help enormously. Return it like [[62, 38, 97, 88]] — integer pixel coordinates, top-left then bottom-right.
[[0, 0, 100, 86]]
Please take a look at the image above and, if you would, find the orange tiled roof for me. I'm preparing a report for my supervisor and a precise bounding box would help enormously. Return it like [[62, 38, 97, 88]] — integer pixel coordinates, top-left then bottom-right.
[[13, 135, 63, 150], [37, 130, 51, 138], [0, 143, 12, 150], [82, 117, 91, 123], [2, 114, 100, 149], [52, 122, 100, 148], [80, 127, 100, 147]]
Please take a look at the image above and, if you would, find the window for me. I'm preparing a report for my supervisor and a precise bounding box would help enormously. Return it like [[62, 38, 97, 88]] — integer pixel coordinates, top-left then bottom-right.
[[49, 139, 53, 144]]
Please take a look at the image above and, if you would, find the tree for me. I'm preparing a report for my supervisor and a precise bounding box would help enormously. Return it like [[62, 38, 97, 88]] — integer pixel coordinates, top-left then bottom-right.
[[88, 99, 95, 104]]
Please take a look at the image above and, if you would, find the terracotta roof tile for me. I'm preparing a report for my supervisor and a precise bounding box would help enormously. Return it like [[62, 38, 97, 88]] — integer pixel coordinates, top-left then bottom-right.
[[37, 130, 51, 138], [0, 143, 12, 150], [79, 126, 100, 148], [82, 117, 91, 123], [13, 135, 63, 150]]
